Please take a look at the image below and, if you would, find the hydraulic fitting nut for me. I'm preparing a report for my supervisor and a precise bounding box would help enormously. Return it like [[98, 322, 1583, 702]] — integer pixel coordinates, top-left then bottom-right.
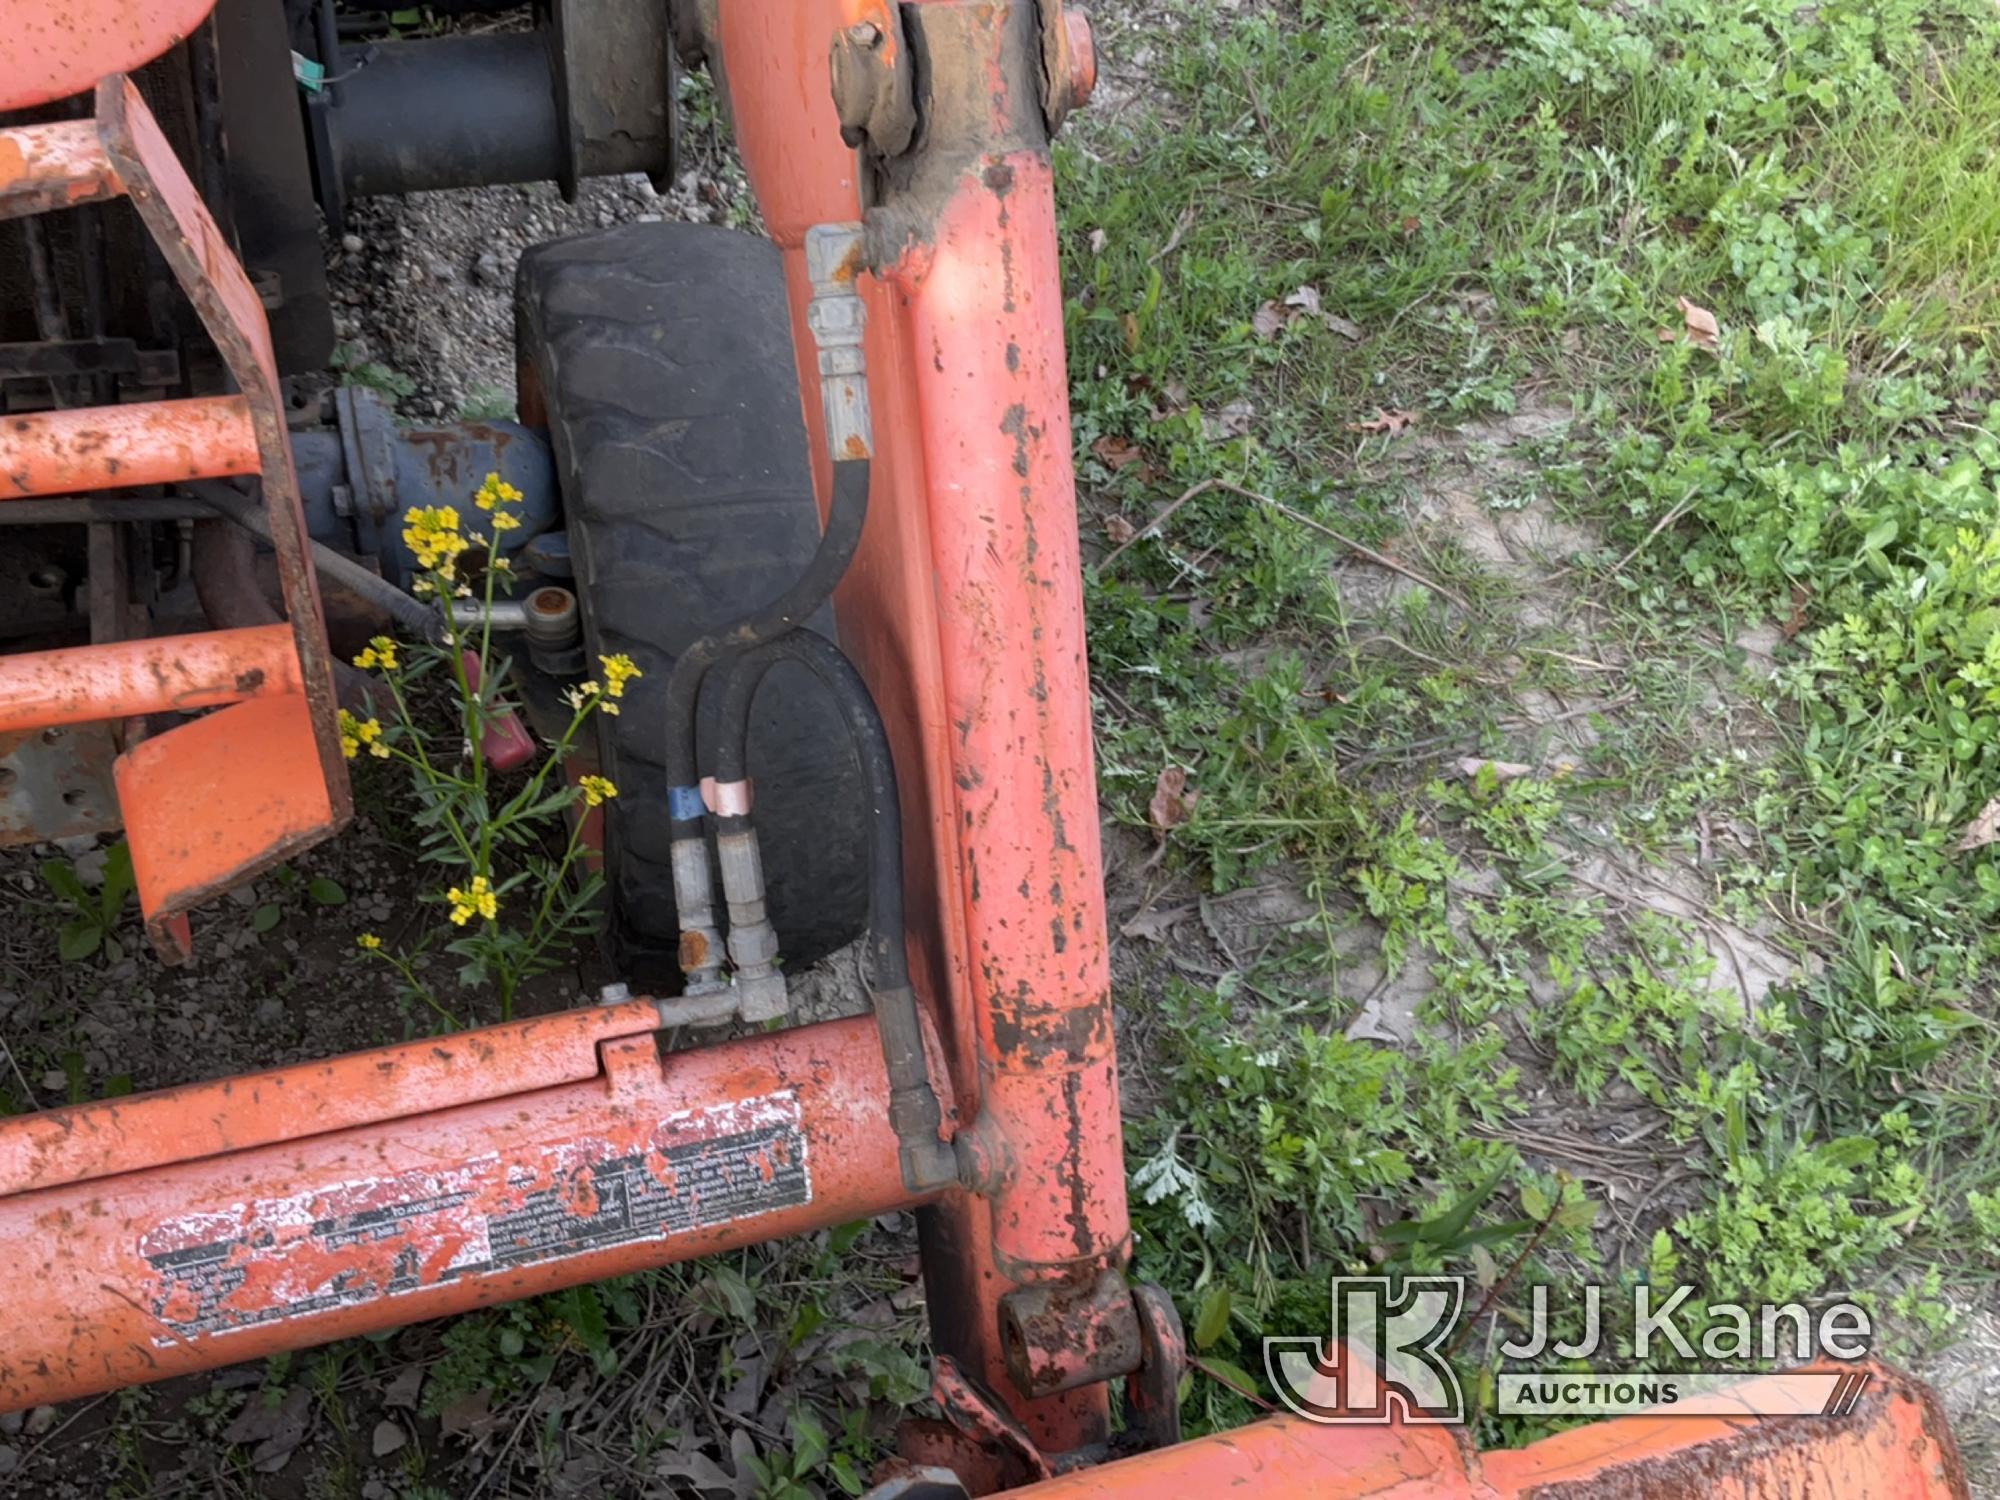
[[734, 969, 790, 1025]]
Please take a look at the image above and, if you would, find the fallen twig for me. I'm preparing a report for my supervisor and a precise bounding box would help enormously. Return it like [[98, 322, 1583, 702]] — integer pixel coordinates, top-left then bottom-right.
[[1098, 475, 1476, 614], [1606, 484, 1700, 579], [1212, 480, 1474, 612], [1098, 479, 1217, 569]]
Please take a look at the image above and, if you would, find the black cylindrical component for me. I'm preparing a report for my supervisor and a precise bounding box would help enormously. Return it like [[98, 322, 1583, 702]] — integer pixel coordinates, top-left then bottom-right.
[[328, 34, 563, 199], [709, 629, 953, 1190], [523, 584, 585, 676], [710, 630, 905, 988], [662, 458, 872, 836]]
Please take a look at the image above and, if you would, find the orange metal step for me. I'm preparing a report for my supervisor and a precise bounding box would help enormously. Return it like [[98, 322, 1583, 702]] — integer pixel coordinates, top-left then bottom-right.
[[115, 693, 342, 962], [0, 118, 122, 219], [0, 623, 302, 734], [0, 395, 259, 497]]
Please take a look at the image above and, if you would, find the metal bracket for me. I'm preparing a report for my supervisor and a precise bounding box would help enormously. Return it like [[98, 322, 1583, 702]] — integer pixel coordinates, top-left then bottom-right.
[[829, 6, 916, 158]]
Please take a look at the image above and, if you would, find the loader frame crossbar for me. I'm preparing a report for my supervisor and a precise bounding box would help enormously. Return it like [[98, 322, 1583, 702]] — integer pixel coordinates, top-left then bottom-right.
[[0, 999, 947, 1409]]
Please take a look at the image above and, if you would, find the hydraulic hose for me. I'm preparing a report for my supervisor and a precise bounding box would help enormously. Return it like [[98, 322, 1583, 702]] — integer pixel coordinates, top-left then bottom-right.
[[708, 630, 954, 1191], [660, 455, 870, 986]]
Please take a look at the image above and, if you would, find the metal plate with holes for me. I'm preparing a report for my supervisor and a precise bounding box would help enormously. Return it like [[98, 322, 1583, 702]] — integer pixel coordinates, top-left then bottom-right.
[[0, 724, 122, 846]]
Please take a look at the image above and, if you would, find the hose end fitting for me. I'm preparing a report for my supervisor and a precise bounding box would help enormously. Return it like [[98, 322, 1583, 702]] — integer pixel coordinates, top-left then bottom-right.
[[716, 822, 788, 1023], [891, 1086, 957, 1193], [804, 222, 873, 461], [670, 834, 726, 991]]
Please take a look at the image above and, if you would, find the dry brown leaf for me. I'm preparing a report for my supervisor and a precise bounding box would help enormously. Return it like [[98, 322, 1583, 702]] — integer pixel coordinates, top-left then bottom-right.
[[439, 1388, 495, 1440], [1347, 408, 1421, 436], [381, 1365, 425, 1411], [1121, 312, 1141, 353], [372, 1420, 408, 1459], [1678, 296, 1720, 352], [1958, 797, 2000, 853], [1102, 514, 1138, 544], [1148, 766, 1198, 839], [1400, 215, 1422, 236], [1322, 312, 1365, 340], [1284, 285, 1323, 315], [1252, 301, 1289, 339], [1091, 434, 1146, 471], [224, 1386, 314, 1475], [1781, 581, 1812, 642], [1655, 327, 1677, 342], [1120, 903, 1195, 942], [1458, 757, 1533, 782], [1203, 398, 1257, 440], [1088, 227, 1108, 255]]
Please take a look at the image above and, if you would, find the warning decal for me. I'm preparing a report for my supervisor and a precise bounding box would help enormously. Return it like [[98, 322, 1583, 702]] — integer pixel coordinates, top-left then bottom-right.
[[139, 1091, 809, 1343]]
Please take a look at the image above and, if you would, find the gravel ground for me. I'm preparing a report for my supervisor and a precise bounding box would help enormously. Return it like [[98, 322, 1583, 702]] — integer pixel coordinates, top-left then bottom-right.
[[325, 141, 752, 420]]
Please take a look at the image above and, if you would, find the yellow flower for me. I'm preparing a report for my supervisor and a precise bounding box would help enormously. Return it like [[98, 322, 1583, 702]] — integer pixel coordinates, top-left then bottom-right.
[[337, 709, 386, 760], [475, 472, 524, 511], [446, 874, 499, 926], [402, 504, 470, 576], [579, 775, 618, 807], [600, 653, 642, 700], [352, 635, 400, 671], [356, 932, 383, 951], [490, 510, 522, 531]]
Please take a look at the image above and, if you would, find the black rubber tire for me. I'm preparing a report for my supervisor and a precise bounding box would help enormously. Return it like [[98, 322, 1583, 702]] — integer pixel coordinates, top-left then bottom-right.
[[515, 222, 869, 982]]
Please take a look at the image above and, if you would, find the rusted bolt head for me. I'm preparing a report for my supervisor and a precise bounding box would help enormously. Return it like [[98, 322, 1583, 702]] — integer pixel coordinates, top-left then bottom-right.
[[846, 21, 881, 47]]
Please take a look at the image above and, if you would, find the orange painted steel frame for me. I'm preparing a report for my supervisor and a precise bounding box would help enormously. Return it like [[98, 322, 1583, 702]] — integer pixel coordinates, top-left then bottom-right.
[[0, 71, 349, 961], [1006, 1360, 1968, 1497], [710, 0, 1131, 1454], [0, 1001, 955, 1409]]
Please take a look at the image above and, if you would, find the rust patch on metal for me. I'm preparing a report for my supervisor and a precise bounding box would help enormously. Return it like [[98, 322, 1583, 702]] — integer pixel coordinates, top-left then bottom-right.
[[988, 991, 1108, 1067], [998, 1267, 1141, 1399], [678, 929, 711, 971]]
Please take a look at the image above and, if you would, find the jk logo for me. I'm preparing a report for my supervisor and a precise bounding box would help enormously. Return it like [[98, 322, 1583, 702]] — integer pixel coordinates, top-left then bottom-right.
[[1263, 1276, 1467, 1424]]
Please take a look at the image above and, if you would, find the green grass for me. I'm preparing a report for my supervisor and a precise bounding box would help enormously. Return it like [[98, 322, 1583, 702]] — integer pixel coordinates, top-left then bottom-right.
[[1065, 0, 2000, 1445]]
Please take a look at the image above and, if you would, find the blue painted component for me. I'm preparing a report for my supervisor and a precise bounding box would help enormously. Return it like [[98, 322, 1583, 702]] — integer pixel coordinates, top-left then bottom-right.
[[523, 528, 573, 579], [298, 386, 559, 591], [668, 786, 707, 821]]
